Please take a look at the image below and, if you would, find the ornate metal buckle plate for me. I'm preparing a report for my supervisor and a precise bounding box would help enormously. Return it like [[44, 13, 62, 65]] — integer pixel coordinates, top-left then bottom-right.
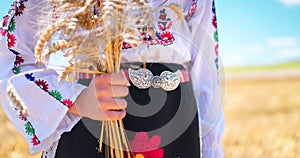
[[128, 68, 180, 91]]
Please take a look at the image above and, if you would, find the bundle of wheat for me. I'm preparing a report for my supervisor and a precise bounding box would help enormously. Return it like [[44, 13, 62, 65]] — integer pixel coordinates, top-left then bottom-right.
[[6, 0, 184, 157], [35, 0, 152, 157]]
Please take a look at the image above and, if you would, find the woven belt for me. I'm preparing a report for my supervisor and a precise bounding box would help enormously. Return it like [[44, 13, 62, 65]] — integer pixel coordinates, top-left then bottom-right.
[[124, 68, 190, 91], [76, 63, 190, 91]]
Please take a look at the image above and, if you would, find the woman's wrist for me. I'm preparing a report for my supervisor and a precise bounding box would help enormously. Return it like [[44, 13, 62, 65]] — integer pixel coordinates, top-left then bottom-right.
[[68, 87, 88, 116]]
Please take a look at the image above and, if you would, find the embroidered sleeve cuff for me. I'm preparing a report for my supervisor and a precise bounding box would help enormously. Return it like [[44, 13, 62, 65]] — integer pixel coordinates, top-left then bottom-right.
[[30, 113, 82, 154], [8, 75, 86, 153]]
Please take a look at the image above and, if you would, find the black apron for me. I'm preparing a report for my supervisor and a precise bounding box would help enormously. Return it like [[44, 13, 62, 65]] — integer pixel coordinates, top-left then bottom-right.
[[54, 63, 201, 158]]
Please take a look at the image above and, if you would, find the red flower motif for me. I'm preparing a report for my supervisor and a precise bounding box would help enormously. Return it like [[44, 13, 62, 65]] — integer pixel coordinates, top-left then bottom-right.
[[62, 99, 73, 108], [212, 15, 217, 28], [14, 55, 25, 66], [19, 111, 27, 121], [158, 24, 165, 31], [11, 2, 17, 10], [161, 32, 173, 41], [31, 134, 40, 146], [166, 22, 172, 30], [129, 132, 164, 158], [7, 33, 16, 48], [35, 79, 49, 92], [16, 3, 26, 16], [190, 1, 196, 15], [2, 15, 10, 26], [0, 28, 7, 36], [215, 43, 219, 56]]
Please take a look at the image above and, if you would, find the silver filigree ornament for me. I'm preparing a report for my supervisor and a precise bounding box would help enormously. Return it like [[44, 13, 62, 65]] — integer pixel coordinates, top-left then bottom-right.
[[128, 68, 180, 91]]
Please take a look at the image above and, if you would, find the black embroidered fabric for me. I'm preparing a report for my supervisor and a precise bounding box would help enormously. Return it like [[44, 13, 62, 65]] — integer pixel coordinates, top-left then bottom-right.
[[55, 63, 201, 158]]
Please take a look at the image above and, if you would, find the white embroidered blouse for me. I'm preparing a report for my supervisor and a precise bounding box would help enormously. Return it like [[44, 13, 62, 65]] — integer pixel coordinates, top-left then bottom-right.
[[0, 0, 224, 157]]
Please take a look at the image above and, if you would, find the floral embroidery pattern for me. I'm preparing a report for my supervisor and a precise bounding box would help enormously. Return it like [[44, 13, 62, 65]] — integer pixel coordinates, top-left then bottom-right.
[[14, 55, 24, 65], [1, 0, 41, 147], [215, 43, 219, 56], [212, 0, 219, 70], [31, 135, 41, 146], [122, 0, 200, 50], [1, 0, 73, 146], [7, 33, 16, 48], [25, 122, 36, 135], [185, 0, 198, 21], [25, 121, 40, 146], [19, 112, 27, 121], [15, 3, 26, 16], [25, 74, 74, 108], [122, 8, 175, 49], [214, 30, 218, 43], [8, 18, 16, 32], [15, 108, 41, 146], [49, 90, 63, 101], [35, 79, 50, 91], [4, 0, 75, 105], [62, 99, 73, 108], [24, 73, 35, 81], [212, 14, 217, 28], [16, 108, 41, 145], [12, 55, 24, 74], [128, 132, 164, 158]]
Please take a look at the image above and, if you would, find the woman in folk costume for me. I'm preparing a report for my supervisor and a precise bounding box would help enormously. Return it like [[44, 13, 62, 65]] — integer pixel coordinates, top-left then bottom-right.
[[0, 0, 224, 157]]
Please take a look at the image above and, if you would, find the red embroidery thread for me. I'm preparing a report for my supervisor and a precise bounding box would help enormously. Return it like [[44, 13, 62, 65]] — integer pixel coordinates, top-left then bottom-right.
[[128, 132, 164, 158]]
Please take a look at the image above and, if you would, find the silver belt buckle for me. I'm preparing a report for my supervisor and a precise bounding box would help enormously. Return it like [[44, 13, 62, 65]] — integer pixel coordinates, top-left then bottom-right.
[[128, 68, 180, 91]]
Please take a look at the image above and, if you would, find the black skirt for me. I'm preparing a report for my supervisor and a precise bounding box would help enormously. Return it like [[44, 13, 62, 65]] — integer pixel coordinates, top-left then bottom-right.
[[54, 63, 201, 158]]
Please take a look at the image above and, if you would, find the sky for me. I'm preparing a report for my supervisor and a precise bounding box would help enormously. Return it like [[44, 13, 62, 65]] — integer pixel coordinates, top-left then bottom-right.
[[1, 0, 300, 67], [216, 0, 300, 67]]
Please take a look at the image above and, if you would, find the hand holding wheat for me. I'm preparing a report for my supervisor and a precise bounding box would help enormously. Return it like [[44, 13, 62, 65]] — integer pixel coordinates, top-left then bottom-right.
[[69, 72, 130, 121]]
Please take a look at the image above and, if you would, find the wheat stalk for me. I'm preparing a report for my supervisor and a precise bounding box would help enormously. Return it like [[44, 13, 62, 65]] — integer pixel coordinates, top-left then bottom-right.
[[5, 0, 184, 157], [33, 0, 153, 157]]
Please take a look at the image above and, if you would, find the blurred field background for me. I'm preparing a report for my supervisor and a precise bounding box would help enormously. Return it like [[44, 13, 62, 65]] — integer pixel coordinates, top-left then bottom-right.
[[223, 62, 300, 158], [0, 62, 299, 158]]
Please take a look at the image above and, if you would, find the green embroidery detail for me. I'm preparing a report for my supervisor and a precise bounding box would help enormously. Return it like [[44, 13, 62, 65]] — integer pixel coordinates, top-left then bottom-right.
[[214, 30, 219, 42], [8, 18, 16, 32], [12, 66, 21, 74], [25, 122, 35, 136], [49, 90, 63, 101]]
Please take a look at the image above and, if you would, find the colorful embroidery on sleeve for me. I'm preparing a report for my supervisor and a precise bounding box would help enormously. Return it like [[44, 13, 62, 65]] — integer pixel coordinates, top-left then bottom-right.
[[7, 33, 16, 48], [49, 90, 63, 101], [18, 109, 41, 145], [1, 0, 41, 146], [185, 0, 198, 21], [1, 0, 73, 146], [212, 0, 219, 70], [4, 1, 75, 107]]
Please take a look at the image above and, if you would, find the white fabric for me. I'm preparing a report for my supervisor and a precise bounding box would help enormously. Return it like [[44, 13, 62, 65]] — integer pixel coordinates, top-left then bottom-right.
[[124, 0, 225, 157], [0, 0, 85, 154], [0, 0, 224, 157]]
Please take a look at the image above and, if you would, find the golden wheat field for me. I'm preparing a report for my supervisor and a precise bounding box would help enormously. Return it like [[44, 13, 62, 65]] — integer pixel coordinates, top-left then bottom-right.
[[0, 73, 300, 158], [223, 75, 300, 158]]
